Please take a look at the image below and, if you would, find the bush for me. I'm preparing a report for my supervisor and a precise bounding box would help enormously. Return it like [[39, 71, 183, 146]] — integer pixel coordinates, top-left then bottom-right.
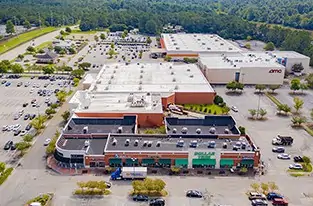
[[0, 167, 13, 185], [238, 126, 246, 135], [302, 156, 311, 164], [26, 194, 51, 205]]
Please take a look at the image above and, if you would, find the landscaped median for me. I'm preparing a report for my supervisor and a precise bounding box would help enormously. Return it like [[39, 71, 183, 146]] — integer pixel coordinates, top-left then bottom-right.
[[265, 92, 282, 106], [0, 27, 57, 54], [131, 178, 168, 197], [0, 162, 13, 185], [288, 156, 313, 177], [26, 193, 54, 206], [73, 181, 111, 197]]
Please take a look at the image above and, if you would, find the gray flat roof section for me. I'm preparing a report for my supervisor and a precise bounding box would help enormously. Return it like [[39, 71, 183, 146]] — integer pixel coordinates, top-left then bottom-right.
[[105, 135, 253, 152], [64, 124, 135, 134]]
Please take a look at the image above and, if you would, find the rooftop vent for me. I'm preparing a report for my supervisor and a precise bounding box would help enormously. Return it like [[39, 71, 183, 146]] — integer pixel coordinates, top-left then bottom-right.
[[127, 93, 134, 102], [125, 139, 130, 146], [83, 126, 88, 134], [113, 70, 116, 73], [117, 126, 123, 133], [84, 140, 90, 147], [173, 43, 177, 45], [193, 34, 197, 37], [137, 62, 140, 65], [160, 62, 162, 65], [134, 139, 139, 146], [207, 47, 211, 50], [174, 85, 179, 90], [139, 81, 142, 85], [172, 128, 177, 134], [229, 47, 233, 50], [140, 75, 143, 79], [147, 141, 152, 147], [176, 47, 180, 50], [111, 75, 114, 79], [115, 65, 118, 69], [108, 80, 111, 84], [181, 127, 188, 134], [224, 128, 230, 134], [187, 68, 190, 72], [138, 86, 142, 90], [196, 128, 201, 134], [172, 78, 176, 82], [147, 92, 151, 96], [169, 65, 172, 69], [141, 65, 144, 68], [171, 71, 174, 75], [209, 127, 216, 134], [140, 70, 144, 73], [202, 42, 206, 45], [189, 75, 194, 78], [112, 138, 117, 146], [220, 43, 224, 46], [143, 141, 148, 147], [156, 141, 161, 147]]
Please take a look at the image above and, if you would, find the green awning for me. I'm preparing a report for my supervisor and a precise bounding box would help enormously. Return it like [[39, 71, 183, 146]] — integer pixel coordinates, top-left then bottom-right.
[[125, 158, 139, 165], [109, 158, 122, 165], [158, 158, 172, 165], [192, 159, 216, 166], [141, 158, 155, 165], [175, 158, 188, 166], [241, 159, 254, 165], [220, 159, 234, 166]]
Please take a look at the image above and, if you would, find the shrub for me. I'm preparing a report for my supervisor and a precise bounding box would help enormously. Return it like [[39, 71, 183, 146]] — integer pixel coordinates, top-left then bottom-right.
[[238, 126, 246, 135], [203, 108, 207, 113], [0, 167, 13, 185], [208, 109, 211, 113], [302, 156, 311, 164], [26, 194, 51, 205]]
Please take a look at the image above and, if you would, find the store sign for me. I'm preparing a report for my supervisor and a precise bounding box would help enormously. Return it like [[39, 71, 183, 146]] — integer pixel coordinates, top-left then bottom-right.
[[269, 69, 282, 73], [194, 152, 215, 159]]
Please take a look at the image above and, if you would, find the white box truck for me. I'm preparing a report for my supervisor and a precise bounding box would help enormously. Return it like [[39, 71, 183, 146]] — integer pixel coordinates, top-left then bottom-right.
[[111, 167, 147, 180]]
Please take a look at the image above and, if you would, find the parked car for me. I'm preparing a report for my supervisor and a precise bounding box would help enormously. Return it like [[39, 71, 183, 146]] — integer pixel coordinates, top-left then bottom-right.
[[132, 194, 149, 202], [25, 124, 32, 131], [14, 114, 20, 120], [31, 99, 37, 104], [272, 198, 288, 206], [24, 114, 30, 120], [2, 125, 8, 131], [277, 153, 291, 160], [23, 103, 29, 107], [231, 106, 238, 112], [17, 82, 23, 87], [267, 192, 283, 200], [1, 80, 7, 84], [5, 82, 11, 87], [4, 140, 13, 150], [44, 138, 51, 146], [30, 114, 36, 120], [294, 156, 304, 163], [186, 190, 203, 198], [251, 199, 268, 206], [13, 124, 21, 131], [248, 192, 267, 200], [20, 130, 27, 136], [272, 147, 285, 153], [10, 144, 16, 150], [14, 130, 21, 136], [149, 198, 165, 206], [289, 163, 303, 170]]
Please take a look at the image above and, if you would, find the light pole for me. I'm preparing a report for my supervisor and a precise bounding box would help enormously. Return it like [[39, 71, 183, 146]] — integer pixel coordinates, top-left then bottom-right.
[[257, 93, 261, 118], [131, 157, 137, 179]]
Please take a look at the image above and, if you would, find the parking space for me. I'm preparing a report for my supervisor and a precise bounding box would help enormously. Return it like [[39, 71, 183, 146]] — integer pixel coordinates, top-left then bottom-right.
[[0, 75, 72, 164], [214, 86, 313, 176]]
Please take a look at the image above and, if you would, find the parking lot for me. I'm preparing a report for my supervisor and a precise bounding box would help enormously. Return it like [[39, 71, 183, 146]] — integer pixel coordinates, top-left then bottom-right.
[[0, 75, 72, 164]]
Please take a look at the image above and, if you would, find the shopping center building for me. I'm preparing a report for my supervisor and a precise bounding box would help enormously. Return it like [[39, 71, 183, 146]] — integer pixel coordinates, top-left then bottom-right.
[[55, 115, 260, 170]]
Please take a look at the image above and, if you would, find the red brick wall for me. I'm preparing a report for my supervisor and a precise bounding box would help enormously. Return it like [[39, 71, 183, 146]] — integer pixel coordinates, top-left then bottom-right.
[[175, 92, 216, 104], [160, 38, 166, 49], [221, 152, 260, 167], [161, 93, 176, 108]]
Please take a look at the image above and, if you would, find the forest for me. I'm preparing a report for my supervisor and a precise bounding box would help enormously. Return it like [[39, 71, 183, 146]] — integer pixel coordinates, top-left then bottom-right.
[[0, 0, 312, 65]]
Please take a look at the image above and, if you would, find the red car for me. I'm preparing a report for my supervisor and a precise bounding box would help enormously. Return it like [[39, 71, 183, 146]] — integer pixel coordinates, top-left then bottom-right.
[[272, 198, 288, 206]]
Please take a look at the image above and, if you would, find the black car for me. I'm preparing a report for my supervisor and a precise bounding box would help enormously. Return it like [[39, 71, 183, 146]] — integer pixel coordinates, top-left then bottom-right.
[[1, 80, 7, 84], [4, 140, 13, 150], [14, 130, 21, 136], [25, 124, 32, 131], [24, 114, 30, 120], [17, 82, 23, 87], [186, 190, 203, 198], [133, 195, 149, 202], [30, 114, 36, 120], [31, 76, 35, 79], [149, 198, 165, 206], [22, 103, 29, 107], [294, 156, 304, 162], [10, 144, 16, 150], [272, 147, 285, 153], [54, 89, 59, 93]]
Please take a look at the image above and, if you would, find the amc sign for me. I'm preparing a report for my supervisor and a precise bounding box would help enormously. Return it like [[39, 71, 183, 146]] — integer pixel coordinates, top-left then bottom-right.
[[269, 69, 282, 73]]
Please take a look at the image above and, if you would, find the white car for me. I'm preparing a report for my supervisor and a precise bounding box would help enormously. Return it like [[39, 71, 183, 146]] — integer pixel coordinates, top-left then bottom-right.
[[20, 130, 27, 136], [231, 106, 238, 112], [45, 98, 50, 103], [7, 125, 13, 131], [2, 125, 8, 131], [277, 153, 291, 160], [13, 124, 21, 131], [44, 138, 51, 146], [289, 163, 303, 170], [30, 89, 34, 93]]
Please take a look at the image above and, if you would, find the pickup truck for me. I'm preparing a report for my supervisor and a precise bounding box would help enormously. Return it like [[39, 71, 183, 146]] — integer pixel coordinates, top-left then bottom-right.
[[272, 135, 293, 146]]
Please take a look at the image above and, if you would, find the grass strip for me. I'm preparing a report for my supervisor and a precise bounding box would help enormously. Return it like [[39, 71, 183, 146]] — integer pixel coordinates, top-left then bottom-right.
[[265, 92, 282, 106]]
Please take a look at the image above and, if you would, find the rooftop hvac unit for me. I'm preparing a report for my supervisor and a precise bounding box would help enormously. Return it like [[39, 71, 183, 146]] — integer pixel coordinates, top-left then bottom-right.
[[147, 92, 151, 96], [147, 141, 152, 147], [172, 128, 177, 134], [83, 126, 88, 134], [171, 71, 174, 75], [140, 75, 143, 79], [115, 65, 118, 69], [125, 139, 130, 146], [160, 62, 162, 65], [196, 128, 201, 134], [193, 34, 197, 37], [197, 38, 201, 41], [117, 126, 123, 133], [84, 140, 90, 147], [134, 139, 139, 146], [96, 80, 101, 84], [220, 43, 224, 45], [139, 81, 142, 85], [127, 94, 134, 102], [138, 86, 142, 91], [234, 65, 236, 67], [169, 65, 172, 69], [181, 127, 188, 134], [105, 86, 109, 90], [209, 127, 216, 134], [174, 85, 179, 90], [140, 70, 144, 73], [173, 43, 177, 45], [202, 42, 206, 45], [156, 141, 161, 147], [172, 78, 176, 82], [187, 68, 190, 72], [207, 47, 211, 50], [141, 65, 144, 68], [176, 47, 180, 50], [112, 138, 117, 146], [189, 75, 194, 78], [229, 47, 233, 50], [224, 128, 230, 134], [113, 70, 116, 74], [108, 80, 111, 84], [111, 75, 114, 79], [143, 141, 148, 147]]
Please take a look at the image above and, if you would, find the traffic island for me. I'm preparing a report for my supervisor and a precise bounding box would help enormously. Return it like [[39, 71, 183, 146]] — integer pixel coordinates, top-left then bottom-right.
[[288, 163, 312, 177], [130, 178, 168, 197], [25, 193, 54, 206], [73, 181, 111, 198]]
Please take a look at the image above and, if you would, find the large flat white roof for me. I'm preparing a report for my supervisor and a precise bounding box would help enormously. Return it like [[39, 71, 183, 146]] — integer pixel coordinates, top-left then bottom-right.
[[162, 33, 242, 53], [267, 51, 310, 59], [89, 63, 214, 93], [200, 52, 285, 69]]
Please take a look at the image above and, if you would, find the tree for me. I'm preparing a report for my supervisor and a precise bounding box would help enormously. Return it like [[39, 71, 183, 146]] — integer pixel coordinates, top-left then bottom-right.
[[62, 111, 71, 122], [65, 27, 72, 33], [258, 108, 267, 119], [305, 73, 313, 89], [71, 69, 85, 79], [261, 183, 269, 194], [121, 30, 128, 39], [15, 141, 31, 151], [0, 60, 10, 73], [94, 35, 99, 42], [245, 43, 251, 49], [250, 183, 260, 192], [146, 36, 152, 44], [226, 81, 237, 91], [110, 43, 114, 49], [54, 46, 63, 53], [6, 20, 15, 35], [164, 55, 171, 62], [268, 85, 280, 93], [264, 42, 275, 51], [277, 104, 291, 114], [291, 115, 306, 126], [31, 115, 47, 132], [108, 49, 116, 59], [238, 126, 246, 135], [290, 78, 301, 93], [0, 162, 5, 174], [26, 46, 36, 52], [291, 63, 304, 73], [73, 77, 80, 86], [23, 20, 31, 29], [78, 62, 91, 71], [145, 20, 157, 34], [68, 47, 76, 54], [100, 33, 106, 40], [248, 109, 257, 118], [255, 84, 266, 93], [300, 83, 308, 94], [23, 134, 33, 142], [11, 64, 24, 73], [42, 66, 55, 74], [246, 36, 252, 41], [221, 106, 230, 114], [213, 95, 224, 105], [293, 97, 304, 113], [56, 90, 67, 104]]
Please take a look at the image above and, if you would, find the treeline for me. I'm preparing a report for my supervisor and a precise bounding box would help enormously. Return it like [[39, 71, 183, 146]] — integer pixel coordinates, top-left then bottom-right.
[[0, 0, 312, 65]]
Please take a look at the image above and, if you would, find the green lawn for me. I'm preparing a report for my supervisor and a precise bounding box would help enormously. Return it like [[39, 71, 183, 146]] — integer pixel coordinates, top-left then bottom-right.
[[0, 27, 56, 54], [35, 41, 52, 51], [183, 104, 224, 115], [71, 29, 97, 34]]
